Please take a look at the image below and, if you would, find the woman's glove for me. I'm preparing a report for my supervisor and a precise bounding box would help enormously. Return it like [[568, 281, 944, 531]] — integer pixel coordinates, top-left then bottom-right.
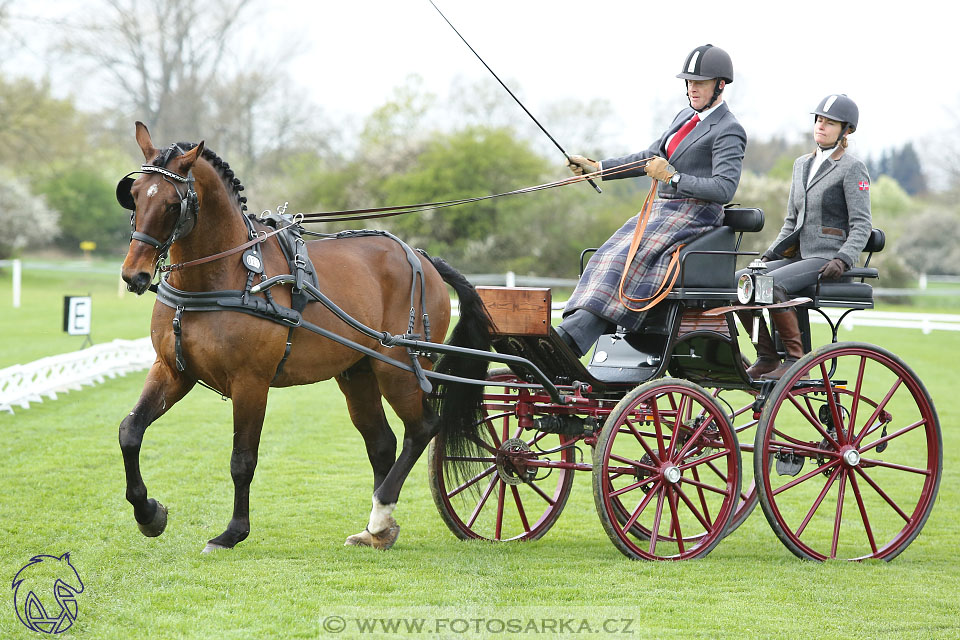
[[644, 157, 677, 183], [819, 258, 847, 280]]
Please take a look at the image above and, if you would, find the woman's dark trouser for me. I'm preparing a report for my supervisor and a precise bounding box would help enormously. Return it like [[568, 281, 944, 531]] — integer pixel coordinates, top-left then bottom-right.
[[736, 257, 831, 298]]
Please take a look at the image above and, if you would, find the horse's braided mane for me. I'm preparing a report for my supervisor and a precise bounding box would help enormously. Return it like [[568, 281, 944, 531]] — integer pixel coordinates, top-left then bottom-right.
[[151, 142, 248, 212]]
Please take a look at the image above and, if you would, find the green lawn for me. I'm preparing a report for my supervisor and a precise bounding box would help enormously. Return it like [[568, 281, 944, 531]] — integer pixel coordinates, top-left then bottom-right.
[[0, 260, 155, 368], [1, 261, 958, 639]]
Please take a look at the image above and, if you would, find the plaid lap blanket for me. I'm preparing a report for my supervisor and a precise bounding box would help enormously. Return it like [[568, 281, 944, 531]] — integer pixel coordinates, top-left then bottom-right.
[[565, 198, 724, 331]]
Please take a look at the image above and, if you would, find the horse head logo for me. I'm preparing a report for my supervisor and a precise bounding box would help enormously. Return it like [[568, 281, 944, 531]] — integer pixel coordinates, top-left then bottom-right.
[[11, 553, 84, 634]]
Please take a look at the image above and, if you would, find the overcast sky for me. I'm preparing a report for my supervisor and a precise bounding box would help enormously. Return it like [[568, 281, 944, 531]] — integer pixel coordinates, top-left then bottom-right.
[[7, 0, 957, 166], [283, 0, 955, 162]]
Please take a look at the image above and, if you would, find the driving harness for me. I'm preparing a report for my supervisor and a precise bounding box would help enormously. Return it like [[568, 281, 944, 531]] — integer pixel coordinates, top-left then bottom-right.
[[154, 218, 433, 389], [117, 144, 434, 392]]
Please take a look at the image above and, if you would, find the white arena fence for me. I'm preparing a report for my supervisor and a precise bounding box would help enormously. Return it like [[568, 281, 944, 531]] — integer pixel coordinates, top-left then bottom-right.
[[0, 338, 155, 414], [3, 268, 960, 414], [544, 303, 960, 335]]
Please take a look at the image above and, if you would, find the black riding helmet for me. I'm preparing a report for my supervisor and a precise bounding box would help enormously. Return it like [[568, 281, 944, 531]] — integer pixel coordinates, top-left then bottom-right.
[[812, 94, 859, 148], [677, 44, 733, 112]]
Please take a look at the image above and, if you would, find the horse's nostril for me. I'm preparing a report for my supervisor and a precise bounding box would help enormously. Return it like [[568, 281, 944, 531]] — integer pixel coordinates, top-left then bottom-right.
[[127, 272, 151, 294]]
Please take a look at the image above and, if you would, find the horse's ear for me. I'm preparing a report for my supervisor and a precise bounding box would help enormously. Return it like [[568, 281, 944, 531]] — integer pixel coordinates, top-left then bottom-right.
[[177, 141, 204, 172], [135, 121, 157, 162]]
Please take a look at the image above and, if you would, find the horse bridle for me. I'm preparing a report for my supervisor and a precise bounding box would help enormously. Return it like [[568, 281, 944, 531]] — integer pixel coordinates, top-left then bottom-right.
[[116, 145, 200, 261]]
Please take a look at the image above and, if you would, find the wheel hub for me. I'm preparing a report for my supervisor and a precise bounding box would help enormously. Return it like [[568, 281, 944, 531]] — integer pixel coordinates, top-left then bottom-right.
[[496, 438, 536, 485], [842, 448, 861, 467], [663, 465, 682, 484]]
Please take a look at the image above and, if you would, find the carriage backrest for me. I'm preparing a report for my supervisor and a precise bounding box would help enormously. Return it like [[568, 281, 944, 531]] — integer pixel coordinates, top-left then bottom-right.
[[722, 207, 764, 233], [864, 228, 885, 254], [675, 207, 765, 289]]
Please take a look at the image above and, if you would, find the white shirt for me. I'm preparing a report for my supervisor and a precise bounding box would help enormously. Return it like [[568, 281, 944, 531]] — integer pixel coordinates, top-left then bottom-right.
[[807, 145, 838, 186], [664, 100, 724, 152]]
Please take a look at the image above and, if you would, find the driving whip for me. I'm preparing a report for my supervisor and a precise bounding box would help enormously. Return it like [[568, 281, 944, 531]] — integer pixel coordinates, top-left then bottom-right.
[[428, 0, 602, 194]]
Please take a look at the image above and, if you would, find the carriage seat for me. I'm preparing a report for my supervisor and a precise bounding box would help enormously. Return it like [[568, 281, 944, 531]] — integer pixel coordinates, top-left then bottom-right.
[[797, 228, 884, 309], [652, 206, 767, 306], [578, 207, 764, 292], [674, 207, 765, 290]]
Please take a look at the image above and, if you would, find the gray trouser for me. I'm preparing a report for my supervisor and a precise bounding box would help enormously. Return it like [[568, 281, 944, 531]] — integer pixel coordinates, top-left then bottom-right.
[[736, 257, 830, 299]]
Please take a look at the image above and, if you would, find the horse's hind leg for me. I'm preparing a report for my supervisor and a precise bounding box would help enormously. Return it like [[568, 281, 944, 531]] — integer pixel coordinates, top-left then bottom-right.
[[204, 382, 269, 553], [336, 358, 397, 492], [345, 367, 441, 550], [119, 363, 194, 537]]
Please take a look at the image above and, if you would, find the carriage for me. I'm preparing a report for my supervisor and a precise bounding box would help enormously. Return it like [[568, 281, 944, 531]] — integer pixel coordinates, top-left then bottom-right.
[[426, 207, 942, 561], [116, 127, 939, 561]]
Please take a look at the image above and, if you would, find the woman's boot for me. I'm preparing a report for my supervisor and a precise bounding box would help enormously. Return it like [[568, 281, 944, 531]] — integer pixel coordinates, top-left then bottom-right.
[[761, 309, 806, 380], [736, 311, 780, 379]]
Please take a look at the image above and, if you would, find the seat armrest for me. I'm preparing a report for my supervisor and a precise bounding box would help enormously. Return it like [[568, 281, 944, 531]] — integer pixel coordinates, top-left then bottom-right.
[[845, 267, 878, 279]]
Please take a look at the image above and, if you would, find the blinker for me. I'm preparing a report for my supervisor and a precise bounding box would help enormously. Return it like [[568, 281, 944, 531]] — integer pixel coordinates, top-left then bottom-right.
[[116, 176, 136, 210]]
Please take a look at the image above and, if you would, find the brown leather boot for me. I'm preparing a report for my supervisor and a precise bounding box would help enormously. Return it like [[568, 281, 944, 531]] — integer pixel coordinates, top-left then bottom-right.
[[761, 309, 807, 380], [736, 310, 780, 379]]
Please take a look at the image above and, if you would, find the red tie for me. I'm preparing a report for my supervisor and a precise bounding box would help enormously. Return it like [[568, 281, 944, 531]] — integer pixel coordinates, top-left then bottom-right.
[[666, 114, 700, 158]]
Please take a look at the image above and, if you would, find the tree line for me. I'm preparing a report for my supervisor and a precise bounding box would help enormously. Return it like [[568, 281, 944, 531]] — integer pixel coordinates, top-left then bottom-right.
[[1, 1, 958, 285]]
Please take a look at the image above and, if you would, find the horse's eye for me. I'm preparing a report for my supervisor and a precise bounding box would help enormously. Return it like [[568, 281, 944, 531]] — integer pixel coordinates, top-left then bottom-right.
[[166, 203, 180, 215]]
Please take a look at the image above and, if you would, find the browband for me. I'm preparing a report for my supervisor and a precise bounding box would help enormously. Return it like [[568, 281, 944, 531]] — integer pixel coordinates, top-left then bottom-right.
[[139, 165, 190, 183]]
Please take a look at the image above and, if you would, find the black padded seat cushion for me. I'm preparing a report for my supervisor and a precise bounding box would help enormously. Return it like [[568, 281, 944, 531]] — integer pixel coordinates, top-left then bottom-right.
[[799, 281, 875, 301]]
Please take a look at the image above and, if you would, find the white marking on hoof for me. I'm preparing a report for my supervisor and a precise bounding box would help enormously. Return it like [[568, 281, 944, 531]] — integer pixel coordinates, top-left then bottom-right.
[[202, 542, 229, 554], [367, 497, 397, 534]]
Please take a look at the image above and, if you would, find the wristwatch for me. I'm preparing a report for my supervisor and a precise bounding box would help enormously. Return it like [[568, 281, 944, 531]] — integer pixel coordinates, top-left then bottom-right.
[[670, 173, 681, 187]]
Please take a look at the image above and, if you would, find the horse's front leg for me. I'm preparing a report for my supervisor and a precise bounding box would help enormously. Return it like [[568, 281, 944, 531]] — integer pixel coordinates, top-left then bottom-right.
[[119, 363, 194, 537], [203, 383, 269, 553]]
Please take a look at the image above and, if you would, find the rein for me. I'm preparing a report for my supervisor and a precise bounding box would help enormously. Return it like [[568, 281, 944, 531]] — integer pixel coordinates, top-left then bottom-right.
[[159, 218, 299, 273], [295, 158, 655, 223], [617, 180, 687, 313], [122, 155, 655, 275]]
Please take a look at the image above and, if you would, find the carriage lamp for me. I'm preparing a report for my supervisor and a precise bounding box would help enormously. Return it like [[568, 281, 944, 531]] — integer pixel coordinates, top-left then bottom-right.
[[737, 259, 774, 305], [736, 273, 753, 304]]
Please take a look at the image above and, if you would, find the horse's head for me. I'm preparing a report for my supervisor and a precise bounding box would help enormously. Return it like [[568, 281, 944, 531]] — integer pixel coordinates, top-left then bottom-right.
[[119, 121, 205, 294]]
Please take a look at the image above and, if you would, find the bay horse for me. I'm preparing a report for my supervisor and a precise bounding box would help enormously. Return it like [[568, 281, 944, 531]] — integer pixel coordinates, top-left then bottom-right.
[[118, 121, 491, 552]]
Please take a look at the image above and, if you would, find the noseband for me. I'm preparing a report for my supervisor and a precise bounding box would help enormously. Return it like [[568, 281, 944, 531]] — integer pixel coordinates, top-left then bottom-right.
[[116, 144, 200, 261]]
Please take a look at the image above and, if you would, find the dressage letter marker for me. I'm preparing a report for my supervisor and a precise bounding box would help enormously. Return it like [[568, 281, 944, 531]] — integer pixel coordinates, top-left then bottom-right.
[[63, 296, 92, 336]]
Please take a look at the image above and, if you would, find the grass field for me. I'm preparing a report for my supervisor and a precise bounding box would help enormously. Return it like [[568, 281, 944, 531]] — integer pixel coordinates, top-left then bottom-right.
[[1, 262, 959, 639]]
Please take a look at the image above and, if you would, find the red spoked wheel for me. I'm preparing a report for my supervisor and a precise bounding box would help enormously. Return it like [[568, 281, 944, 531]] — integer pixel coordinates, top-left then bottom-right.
[[593, 379, 741, 560], [755, 342, 941, 561], [428, 369, 577, 541], [608, 388, 758, 543]]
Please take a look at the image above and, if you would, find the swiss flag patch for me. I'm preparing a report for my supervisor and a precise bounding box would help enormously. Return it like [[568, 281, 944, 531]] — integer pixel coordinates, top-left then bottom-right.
[[858, 180, 870, 191]]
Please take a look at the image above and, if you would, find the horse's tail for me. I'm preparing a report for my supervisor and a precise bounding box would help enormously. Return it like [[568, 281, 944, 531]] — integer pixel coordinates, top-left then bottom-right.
[[428, 256, 495, 485]]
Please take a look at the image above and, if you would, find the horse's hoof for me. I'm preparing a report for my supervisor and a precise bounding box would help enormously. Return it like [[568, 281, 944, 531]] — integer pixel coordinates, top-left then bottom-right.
[[202, 542, 230, 554], [137, 499, 168, 537], [344, 517, 400, 550]]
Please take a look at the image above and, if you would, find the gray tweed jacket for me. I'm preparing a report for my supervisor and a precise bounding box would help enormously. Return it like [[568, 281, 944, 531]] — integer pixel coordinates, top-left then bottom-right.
[[765, 148, 872, 268], [598, 102, 746, 204]]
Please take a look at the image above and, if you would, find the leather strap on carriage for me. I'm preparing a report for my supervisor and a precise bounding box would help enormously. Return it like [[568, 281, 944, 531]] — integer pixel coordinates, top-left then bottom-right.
[[618, 180, 686, 313]]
